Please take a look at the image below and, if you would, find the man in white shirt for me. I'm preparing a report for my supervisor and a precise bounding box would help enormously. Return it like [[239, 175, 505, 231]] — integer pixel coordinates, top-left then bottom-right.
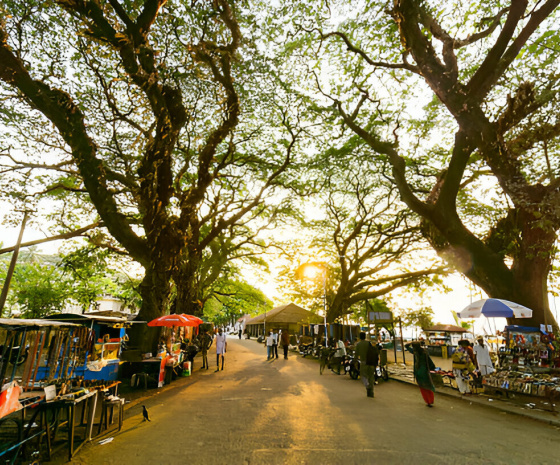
[[272, 329, 279, 359], [215, 328, 227, 372], [266, 331, 274, 360], [331, 339, 347, 375], [473, 336, 494, 376]]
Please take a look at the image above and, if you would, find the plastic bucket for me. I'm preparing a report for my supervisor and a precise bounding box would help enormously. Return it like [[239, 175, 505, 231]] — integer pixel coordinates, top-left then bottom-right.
[[182, 361, 192, 377]]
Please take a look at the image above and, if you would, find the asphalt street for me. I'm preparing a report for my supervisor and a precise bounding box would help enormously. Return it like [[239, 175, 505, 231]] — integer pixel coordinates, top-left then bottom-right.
[[64, 338, 560, 465]]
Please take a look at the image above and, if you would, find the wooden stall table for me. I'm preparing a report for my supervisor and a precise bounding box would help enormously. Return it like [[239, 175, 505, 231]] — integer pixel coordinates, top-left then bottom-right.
[[46, 390, 98, 461], [97, 395, 124, 435]]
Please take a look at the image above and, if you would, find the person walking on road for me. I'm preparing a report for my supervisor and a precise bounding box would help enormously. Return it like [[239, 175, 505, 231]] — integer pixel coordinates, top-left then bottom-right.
[[354, 332, 378, 398], [411, 341, 436, 407], [280, 329, 290, 359], [215, 328, 227, 372], [199, 330, 213, 370], [272, 329, 279, 359], [266, 331, 274, 360], [474, 336, 494, 377]]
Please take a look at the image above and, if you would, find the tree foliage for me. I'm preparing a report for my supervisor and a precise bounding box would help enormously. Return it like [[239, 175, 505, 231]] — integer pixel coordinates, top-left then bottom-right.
[[3, 0, 560, 333], [0, 245, 139, 318], [306, 159, 448, 322], [278, 0, 560, 328], [0, 0, 299, 350], [401, 307, 435, 332], [204, 278, 273, 327]]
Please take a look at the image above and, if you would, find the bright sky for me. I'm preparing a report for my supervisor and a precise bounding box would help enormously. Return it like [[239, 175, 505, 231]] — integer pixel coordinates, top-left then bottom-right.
[[3, 213, 560, 335]]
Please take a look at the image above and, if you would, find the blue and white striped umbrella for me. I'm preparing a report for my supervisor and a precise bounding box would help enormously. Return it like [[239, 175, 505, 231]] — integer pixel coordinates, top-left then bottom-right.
[[457, 299, 533, 319]]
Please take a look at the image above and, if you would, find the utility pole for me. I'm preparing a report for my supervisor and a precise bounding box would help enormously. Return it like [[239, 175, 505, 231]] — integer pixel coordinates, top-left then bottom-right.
[[0, 211, 29, 316], [322, 267, 327, 346]]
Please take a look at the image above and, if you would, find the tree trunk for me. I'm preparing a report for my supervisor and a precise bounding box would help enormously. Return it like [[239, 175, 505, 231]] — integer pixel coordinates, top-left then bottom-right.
[[508, 219, 557, 329], [328, 291, 348, 323], [129, 266, 172, 353], [458, 214, 558, 330], [172, 249, 203, 317], [509, 266, 556, 329]]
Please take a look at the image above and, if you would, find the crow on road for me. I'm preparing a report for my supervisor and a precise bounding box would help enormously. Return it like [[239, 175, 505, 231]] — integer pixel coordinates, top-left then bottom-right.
[[142, 405, 151, 421]]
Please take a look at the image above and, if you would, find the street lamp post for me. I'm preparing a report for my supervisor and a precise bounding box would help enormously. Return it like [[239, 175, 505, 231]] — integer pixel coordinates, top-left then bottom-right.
[[320, 267, 327, 347], [296, 262, 328, 347]]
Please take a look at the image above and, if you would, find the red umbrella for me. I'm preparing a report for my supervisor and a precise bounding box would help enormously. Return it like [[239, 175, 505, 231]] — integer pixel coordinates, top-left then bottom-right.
[[147, 314, 203, 327], [182, 314, 204, 325]]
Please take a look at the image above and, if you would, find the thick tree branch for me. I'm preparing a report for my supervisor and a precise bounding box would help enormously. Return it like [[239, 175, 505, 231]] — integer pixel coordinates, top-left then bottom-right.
[[0, 222, 102, 255], [335, 102, 432, 218], [318, 30, 418, 72], [0, 24, 149, 266], [468, 0, 560, 100]]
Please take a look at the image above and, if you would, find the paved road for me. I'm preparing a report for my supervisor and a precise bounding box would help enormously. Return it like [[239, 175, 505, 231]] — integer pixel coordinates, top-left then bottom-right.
[[67, 339, 559, 465]]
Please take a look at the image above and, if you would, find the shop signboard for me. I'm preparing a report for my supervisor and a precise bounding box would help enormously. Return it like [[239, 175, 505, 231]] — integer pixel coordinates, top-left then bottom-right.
[[368, 311, 393, 324]]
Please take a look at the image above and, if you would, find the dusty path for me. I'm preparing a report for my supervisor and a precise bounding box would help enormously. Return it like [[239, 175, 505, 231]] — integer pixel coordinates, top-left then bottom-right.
[[65, 338, 559, 465]]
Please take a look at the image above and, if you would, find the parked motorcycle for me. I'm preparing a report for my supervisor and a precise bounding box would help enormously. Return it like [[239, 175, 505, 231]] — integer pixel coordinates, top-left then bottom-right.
[[298, 341, 314, 357], [340, 353, 354, 376], [376, 364, 389, 381], [346, 356, 389, 382], [349, 356, 360, 380], [312, 344, 324, 359]]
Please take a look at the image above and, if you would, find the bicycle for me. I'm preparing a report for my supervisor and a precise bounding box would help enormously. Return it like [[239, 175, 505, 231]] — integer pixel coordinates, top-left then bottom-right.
[[319, 347, 337, 375]]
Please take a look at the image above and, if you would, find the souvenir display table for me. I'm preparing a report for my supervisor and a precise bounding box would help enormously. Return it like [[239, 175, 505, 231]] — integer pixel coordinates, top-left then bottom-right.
[[484, 325, 560, 412], [483, 366, 560, 412]]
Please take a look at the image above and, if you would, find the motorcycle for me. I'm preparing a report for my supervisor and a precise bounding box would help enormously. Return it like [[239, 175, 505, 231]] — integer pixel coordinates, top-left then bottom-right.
[[312, 344, 324, 359], [349, 356, 360, 380], [340, 353, 354, 376], [298, 341, 314, 357], [376, 364, 389, 381], [346, 356, 389, 382]]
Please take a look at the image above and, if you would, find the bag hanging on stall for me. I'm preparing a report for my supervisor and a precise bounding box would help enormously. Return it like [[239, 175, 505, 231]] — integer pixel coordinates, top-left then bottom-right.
[[0, 381, 22, 420]]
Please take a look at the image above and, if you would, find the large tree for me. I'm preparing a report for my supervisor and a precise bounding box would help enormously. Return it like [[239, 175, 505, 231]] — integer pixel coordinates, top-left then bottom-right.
[[302, 160, 447, 322], [282, 0, 560, 328], [0, 0, 294, 349]]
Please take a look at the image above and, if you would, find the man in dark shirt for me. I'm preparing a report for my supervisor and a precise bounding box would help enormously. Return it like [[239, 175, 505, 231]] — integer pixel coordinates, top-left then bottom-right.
[[354, 331, 379, 398], [198, 331, 213, 370]]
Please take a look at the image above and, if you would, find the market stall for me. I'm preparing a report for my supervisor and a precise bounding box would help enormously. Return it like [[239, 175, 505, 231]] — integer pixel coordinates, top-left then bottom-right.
[[125, 314, 202, 388], [422, 324, 470, 358], [245, 303, 321, 339], [0, 318, 124, 463], [0, 318, 83, 391], [483, 325, 560, 412], [44, 313, 132, 382]]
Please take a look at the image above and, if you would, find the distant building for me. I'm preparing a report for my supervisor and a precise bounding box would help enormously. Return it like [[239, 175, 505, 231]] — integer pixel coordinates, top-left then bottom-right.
[[64, 294, 134, 316], [245, 303, 321, 337]]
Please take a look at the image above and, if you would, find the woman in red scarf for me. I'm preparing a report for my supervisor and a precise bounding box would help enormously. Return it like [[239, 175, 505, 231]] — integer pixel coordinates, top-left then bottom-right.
[[411, 341, 436, 407]]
